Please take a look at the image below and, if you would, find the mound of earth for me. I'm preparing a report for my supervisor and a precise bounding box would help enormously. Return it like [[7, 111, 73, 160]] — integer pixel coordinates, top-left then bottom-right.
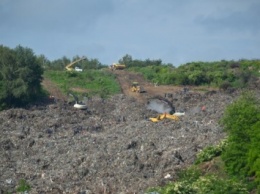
[[0, 87, 241, 193]]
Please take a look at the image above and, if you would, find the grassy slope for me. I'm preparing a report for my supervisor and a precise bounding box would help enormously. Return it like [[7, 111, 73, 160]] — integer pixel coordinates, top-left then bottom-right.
[[43, 69, 121, 98]]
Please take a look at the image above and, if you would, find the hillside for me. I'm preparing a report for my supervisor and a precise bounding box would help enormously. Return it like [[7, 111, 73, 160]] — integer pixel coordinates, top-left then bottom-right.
[[0, 70, 258, 193]]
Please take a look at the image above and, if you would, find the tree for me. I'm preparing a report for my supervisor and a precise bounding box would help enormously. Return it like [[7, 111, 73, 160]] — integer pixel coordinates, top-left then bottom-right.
[[119, 54, 132, 66], [82, 58, 103, 69], [50, 56, 71, 70], [0, 45, 43, 109], [188, 70, 205, 85], [36, 54, 51, 69]]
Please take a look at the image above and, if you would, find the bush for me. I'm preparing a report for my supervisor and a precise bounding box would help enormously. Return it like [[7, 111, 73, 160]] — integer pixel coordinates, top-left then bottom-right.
[[219, 81, 232, 91], [0, 45, 44, 109], [146, 167, 248, 194], [195, 139, 227, 164], [16, 179, 31, 192], [221, 91, 260, 191]]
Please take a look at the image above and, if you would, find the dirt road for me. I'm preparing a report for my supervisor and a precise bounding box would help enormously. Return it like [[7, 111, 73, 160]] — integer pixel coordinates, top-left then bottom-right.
[[112, 69, 183, 103], [41, 79, 67, 101]]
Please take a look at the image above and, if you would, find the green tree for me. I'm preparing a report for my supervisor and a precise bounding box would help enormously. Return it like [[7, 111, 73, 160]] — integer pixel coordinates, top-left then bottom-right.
[[50, 56, 71, 70], [82, 58, 103, 69], [36, 54, 51, 70], [188, 70, 205, 85], [0, 45, 43, 109], [119, 54, 133, 66]]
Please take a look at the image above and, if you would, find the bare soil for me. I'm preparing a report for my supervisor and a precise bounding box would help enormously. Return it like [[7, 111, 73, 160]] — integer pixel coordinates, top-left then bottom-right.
[[113, 70, 184, 104], [41, 79, 67, 101], [1, 70, 258, 194]]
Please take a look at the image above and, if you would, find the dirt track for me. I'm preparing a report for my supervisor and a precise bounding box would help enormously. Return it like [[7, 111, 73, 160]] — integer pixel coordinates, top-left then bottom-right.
[[112, 70, 183, 103], [41, 79, 67, 101]]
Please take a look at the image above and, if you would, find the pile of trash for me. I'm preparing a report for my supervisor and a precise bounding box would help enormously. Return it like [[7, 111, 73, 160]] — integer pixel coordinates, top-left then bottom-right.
[[0, 89, 246, 193]]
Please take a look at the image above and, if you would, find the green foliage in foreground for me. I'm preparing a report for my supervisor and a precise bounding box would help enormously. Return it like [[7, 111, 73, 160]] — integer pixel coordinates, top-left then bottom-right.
[[195, 139, 228, 165], [221, 91, 260, 190], [147, 144, 249, 194], [147, 167, 248, 194], [44, 69, 121, 98]]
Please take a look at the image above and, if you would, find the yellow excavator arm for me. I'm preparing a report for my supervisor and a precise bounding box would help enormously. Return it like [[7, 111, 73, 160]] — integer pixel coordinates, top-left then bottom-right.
[[66, 57, 86, 71]]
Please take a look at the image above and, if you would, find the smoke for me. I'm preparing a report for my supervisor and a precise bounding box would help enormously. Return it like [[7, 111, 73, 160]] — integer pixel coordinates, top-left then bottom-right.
[[146, 99, 174, 114]]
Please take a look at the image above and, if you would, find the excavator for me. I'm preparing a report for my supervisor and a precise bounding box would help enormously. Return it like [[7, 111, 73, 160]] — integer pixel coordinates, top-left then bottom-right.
[[146, 96, 185, 122], [68, 93, 88, 110], [149, 113, 180, 122], [65, 57, 86, 72], [149, 112, 185, 122], [131, 82, 145, 93]]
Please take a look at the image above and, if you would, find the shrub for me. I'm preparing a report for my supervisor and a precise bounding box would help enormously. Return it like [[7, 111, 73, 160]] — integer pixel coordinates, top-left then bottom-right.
[[146, 167, 248, 194], [219, 81, 231, 91], [195, 139, 227, 164], [221, 91, 260, 191], [16, 179, 31, 192]]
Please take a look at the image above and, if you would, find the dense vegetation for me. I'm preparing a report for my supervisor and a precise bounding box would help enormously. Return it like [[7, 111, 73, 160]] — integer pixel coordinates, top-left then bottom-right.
[[147, 92, 260, 194], [119, 54, 260, 89], [221, 92, 260, 191], [0, 45, 44, 110]]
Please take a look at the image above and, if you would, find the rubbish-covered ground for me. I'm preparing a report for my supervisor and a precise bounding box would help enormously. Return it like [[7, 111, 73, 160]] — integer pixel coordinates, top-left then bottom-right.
[[0, 87, 246, 194]]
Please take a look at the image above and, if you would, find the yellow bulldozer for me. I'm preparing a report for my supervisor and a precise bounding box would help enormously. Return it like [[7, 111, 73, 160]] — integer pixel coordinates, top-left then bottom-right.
[[110, 63, 126, 70], [131, 82, 145, 93]]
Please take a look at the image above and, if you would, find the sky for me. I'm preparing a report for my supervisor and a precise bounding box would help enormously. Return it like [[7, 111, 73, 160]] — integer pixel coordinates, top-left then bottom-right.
[[1, 0, 260, 66]]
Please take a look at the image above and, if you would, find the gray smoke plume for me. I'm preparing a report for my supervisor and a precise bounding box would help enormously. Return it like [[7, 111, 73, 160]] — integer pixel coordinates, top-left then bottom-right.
[[146, 98, 174, 114]]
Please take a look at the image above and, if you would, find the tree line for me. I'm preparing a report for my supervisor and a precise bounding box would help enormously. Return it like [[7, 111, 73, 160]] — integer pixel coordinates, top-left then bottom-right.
[[39, 55, 106, 71], [121, 54, 260, 89]]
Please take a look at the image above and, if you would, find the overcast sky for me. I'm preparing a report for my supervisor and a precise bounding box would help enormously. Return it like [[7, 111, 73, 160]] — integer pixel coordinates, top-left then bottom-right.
[[1, 0, 260, 66]]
